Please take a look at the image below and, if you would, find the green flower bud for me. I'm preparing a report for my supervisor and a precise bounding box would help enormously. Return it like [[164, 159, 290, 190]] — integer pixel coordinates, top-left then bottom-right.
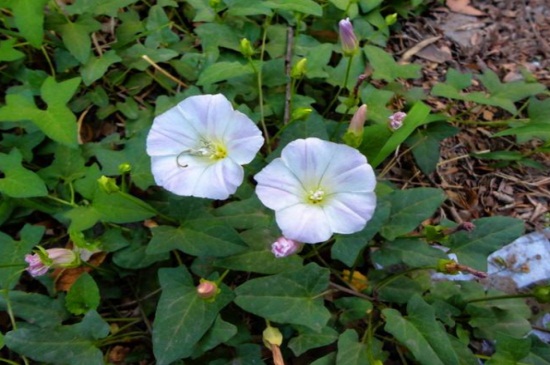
[[534, 286, 550, 303], [291, 58, 307, 78], [98, 176, 119, 194], [240, 38, 254, 58], [118, 163, 132, 174], [436, 259, 460, 275], [262, 325, 283, 348], [291, 107, 312, 121], [385, 13, 398, 26]]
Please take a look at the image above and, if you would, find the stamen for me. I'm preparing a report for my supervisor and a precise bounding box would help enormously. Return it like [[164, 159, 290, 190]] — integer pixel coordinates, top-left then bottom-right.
[[176, 150, 190, 168], [308, 189, 325, 204]]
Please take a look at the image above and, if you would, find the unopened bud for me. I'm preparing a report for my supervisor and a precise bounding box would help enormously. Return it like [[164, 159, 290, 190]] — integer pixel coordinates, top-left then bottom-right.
[[534, 286, 550, 303], [196, 279, 219, 300], [338, 18, 359, 56], [436, 259, 460, 275], [343, 104, 367, 147], [388, 111, 407, 131], [291, 58, 307, 78], [25, 247, 79, 277], [262, 325, 283, 348], [271, 237, 302, 258], [240, 38, 254, 58], [385, 13, 398, 26], [291, 107, 312, 121], [98, 176, 119, 194], [118, 163, 131, 174]]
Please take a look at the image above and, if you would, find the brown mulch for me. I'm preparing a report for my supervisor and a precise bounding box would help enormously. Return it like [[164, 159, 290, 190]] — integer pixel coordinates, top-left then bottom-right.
[[385, 0, 550, 231]]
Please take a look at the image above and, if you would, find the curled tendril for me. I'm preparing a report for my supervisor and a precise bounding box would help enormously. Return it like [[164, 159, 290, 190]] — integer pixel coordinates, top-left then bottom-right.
[[176, 150, 191, 168]]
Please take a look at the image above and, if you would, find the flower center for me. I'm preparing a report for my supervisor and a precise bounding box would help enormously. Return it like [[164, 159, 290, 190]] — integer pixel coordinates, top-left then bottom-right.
[[177, 140, 227, 168], [307, 189, 325, 204]]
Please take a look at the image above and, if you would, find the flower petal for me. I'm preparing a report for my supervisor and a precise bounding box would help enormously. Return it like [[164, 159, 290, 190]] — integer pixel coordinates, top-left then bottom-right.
[[224, 111, 264, 164], [152, 155, 243, 200], [146, 107, 200, 156], [279, 138, 336, 187], [276, 204, 333, 244], [254, 159, 305, 210], [323, 192, 377, 234]]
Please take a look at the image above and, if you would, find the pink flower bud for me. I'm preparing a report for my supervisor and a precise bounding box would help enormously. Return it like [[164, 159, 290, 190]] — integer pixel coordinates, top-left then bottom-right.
[[338, 18, 359, 56], [196, 280, 219, 300], [25, 248, 78, 277], [271, 237, 302, 258], [388, 111, 407, 130], [349, 104, 367, 135]]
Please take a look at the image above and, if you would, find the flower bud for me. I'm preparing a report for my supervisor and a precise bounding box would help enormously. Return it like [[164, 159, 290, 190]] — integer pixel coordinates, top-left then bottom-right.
[[196, 279, 219, 300], [25, 248, 79, 277], [290, 58, 307, 78], [534, 286, 550, 303], [262, 325, 283, 348], [436, 259, 460, 275], [388, 111, 407, 131], [98, 176, 119, 194], [338, 18, 359, 56], [291, 107, 312, 121], [385, 13, 398, 26], [343, 104, 367, 147], [118, 163, 132, 174], [240, 38, 254, 58], [271, 237, 302, 258]]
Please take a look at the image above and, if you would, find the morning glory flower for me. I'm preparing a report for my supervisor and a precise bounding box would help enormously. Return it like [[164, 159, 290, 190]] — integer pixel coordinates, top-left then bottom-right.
[[271, 237, 302, 258], [254, 138, 376, 244], [339, 18, 359, 56], [25, 248, 78, 277], [146, 94, 264, 200]]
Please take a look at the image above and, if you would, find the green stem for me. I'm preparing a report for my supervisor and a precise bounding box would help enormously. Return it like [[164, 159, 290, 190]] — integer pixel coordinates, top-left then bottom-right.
[[374, 266, 434, 292], [0, 358, 21, 365], [323, 54, 355, 117], [46, 195, 77, 207], [466, 293, 533, 304], [216, 269, 230, 285], [41, 45, 56, 77]]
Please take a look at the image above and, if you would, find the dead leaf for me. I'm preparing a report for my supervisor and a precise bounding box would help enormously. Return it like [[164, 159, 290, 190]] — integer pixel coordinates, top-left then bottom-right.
[[446, 0, 485, 16], [52, 252, 107, 292]]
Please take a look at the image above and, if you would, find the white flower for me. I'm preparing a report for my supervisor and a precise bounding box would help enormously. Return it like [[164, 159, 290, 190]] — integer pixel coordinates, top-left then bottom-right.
[[254, 138, 376, 244], [146, 94, 264, 199]]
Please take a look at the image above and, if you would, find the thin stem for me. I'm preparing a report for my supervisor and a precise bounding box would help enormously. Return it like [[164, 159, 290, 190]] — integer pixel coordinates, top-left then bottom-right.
[[141, 55, 188, 89], [45, 195, 77, 207], [466, 293, 533, 304], [323, 54, 355, 117], [41, 46, 56, 77]]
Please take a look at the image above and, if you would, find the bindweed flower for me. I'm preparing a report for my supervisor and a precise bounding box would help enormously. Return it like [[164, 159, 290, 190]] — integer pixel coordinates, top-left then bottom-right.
[[388, 111, 407, 130], [196, 279, 220, 300], [25, 248, 78, 277], [271, 237, 302, 258], [343, 104, 367, 148], [338, 18, 359, 56], [146, 94, 264, 200], [255, 138, 376, 244]]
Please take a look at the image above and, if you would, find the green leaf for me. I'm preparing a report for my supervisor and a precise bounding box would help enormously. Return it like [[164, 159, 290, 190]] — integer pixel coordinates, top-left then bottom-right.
[[377, 275, 423, 304], [264, 0, 323, 16], [92, 189, 156, 224], [196, 315, 237, 353], [147, 220, 247, 257], [0, 38, 25, 61], [152, 267, 234, 365], [364, 45, 421, 82], [383, 295, 461, 365], [0, 77, 81, 147], [66, 0, 139, 16], [380, 187, 446, 240], [0, 149, 48, 198], [375, 238, 448, 268], [226, 0, 273, 16], [486, 334, 531, 365], [197, 61, 256, 86], [213, 228, 303, 274], [478, 69, 545, 102], [336, 329, 369, 365], [0, 291, 69, 327], [332, 199, 390, 267], [370, 101, 431, 168], [408, 123, 459, 175], [334, 297, 373, 326], [0, 225, 44, 290], [4, 310, 109, 365], [81, 50, 122, 85], [213, 197, 271, 229], [234, 263, 331, 331], [11, 0, 48, 48], [448, 216, 524, 270], [494, 98, 550, 142], [289, 326, 338, 356], [65, 273, 100, 315], [58, 17, 101, 63], [112, 239, 169, 269]]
